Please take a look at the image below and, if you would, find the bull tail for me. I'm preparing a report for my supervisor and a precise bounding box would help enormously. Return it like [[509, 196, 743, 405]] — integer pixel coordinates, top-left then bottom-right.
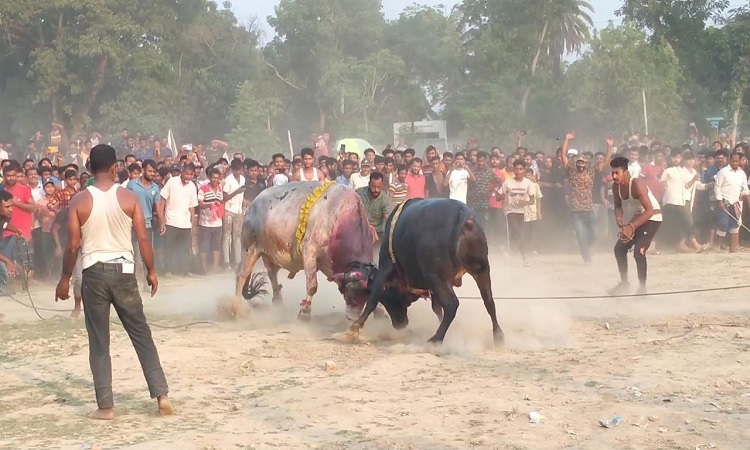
[[242, 273, 269, 301]]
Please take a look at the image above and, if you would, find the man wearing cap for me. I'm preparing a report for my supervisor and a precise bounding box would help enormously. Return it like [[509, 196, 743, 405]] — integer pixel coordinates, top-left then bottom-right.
[[561, 131, 613, 264], [55, 144, 172, 420], [350, 160, 372, 190]]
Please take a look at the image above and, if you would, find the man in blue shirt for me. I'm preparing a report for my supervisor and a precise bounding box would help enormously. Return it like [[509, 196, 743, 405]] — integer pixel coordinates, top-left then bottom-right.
[[127, 159, 164, 284], [336, 159, 355, 186]]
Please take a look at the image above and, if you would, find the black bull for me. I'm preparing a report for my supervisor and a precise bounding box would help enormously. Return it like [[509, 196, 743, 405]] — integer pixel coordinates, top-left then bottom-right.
[[349, 198, 504, 344]]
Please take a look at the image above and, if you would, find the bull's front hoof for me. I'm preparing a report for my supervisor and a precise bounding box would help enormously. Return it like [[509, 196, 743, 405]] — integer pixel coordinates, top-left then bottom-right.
[[427, 336, 444, 345], [216, 297, 248, 321], [493, 329, 505, 346], [348, 322, 361, 334], [298, 300, 312, 321]]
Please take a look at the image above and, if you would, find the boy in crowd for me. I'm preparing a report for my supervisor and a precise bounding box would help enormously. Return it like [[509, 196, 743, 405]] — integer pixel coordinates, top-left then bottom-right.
[[499, 159, 536, 266]]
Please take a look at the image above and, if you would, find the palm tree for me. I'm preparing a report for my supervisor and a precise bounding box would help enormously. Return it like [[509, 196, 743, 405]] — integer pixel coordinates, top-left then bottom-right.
[[546, 0, 594, 77], [521, 0, 594, 116]]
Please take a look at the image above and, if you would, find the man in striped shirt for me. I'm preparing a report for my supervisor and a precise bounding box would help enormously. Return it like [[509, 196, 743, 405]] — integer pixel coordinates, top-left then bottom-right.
[[389, 165, 409, 207]]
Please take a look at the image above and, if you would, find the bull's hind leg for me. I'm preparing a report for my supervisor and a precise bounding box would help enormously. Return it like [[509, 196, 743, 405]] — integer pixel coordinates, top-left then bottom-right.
[[298, 255, 319, 320], [427, 280, 459, 344], [471, 269, 504, 345], [261, 256, 283, 305]]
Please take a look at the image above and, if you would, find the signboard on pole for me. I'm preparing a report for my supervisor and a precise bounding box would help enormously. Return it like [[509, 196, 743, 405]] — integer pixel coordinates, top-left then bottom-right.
[[393, 120, 448, 151]]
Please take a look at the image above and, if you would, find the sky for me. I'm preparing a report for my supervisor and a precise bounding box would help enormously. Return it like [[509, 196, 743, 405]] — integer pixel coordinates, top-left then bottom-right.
[[231, 0, 623, 43]]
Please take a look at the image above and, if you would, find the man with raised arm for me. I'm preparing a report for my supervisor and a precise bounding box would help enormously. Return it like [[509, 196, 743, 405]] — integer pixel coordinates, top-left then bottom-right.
[[560, 132, 613, 264]]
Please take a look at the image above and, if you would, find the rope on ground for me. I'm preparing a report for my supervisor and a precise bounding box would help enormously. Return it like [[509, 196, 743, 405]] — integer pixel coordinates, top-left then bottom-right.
[[8, 282, 750, 324], [458, 283, 750, 301], [5, 292, 216, 329], [9, 293, 59, 321], [110, 319, 216, 329]]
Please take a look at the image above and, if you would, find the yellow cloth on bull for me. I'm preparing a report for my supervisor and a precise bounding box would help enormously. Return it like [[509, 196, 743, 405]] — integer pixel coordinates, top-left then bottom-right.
[[296, 180, 337, 255]]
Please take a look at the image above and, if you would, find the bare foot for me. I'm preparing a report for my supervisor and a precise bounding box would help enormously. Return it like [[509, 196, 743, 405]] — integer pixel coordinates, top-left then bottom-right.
[[157, 396, 174, 416], [88, 408, 115, 420], [70, 308, 81, 320]]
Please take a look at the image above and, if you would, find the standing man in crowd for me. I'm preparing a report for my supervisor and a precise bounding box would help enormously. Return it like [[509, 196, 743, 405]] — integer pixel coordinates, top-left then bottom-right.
[[127, 159, 164, 287], [48, 169, 79, 212], [405, 158, 426, 199], [293, 148, 326, 182], [197, 168, 224, 273], [468, 151, 503, 228], [243, 159, 265, 205], [159, 162, 198, 276], [356, 172, 390, 242], [2, 164, 35, 244], [222, 159, 246, 269], [444, 152, 474, 204], [560, 132, 613, 264], [0, 190, 19, 296], [55, 144, 173, 420], [336, 160, 355, 186], [350, 160, 371, 190], [499, 159, 536, 266], [714, 151, 750, 253]]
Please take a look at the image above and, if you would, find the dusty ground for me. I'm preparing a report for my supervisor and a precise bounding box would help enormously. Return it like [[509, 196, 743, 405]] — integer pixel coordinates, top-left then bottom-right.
[[1, 250, 750, 450]]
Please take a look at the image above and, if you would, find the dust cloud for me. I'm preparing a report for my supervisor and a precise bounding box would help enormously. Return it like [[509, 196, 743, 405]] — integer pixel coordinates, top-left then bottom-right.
[[149, 248, 750, 360]]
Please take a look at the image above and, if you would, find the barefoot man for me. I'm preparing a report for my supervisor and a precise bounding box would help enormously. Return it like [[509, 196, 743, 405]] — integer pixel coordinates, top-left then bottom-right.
[[609, 155, 663, 296], [55, 144, 173, 420]]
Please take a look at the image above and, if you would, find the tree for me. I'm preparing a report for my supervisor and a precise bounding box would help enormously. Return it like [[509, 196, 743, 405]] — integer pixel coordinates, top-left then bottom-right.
[[521, 0, 593, 116], [386, 5, 465, 116], [617, 0, 730, 44], [264, 0, 386, 135], [715, 8, 750, 140], [565, 22, 686, 141], [616, 0, 732, 126], [227, 80, 283, 162], [0, 0, 261, 145]]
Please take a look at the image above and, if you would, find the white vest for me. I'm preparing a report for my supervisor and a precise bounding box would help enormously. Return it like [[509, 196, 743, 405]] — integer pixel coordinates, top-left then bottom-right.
[[81, 185, 134, 269]]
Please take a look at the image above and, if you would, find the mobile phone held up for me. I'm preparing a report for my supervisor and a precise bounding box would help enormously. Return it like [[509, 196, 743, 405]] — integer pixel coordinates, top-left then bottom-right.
[[339, 144, 346, 155]]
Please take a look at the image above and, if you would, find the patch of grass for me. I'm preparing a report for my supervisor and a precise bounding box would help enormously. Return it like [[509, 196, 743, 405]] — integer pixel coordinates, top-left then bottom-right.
[[584, 380, 599, 388], [2, 318, 81, 342], [34, 379, 87, 407]]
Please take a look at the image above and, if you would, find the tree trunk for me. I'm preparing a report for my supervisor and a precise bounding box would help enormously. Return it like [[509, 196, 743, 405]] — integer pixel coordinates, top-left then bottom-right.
[[71, 54, 109, 135], [319, 107, 326, 133], [521, 21, 548, 117], [732, 92, 743, 145]]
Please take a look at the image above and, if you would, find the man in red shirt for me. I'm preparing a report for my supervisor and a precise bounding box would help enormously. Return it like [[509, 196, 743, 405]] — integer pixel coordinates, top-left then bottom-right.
[[639, 147, 666, 204], [2, 164, 35, 242], [405, 158, 426, 199]]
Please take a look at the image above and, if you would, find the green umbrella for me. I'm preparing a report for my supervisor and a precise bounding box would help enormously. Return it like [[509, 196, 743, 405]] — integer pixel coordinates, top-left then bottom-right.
[[333, 138, 373, 157]]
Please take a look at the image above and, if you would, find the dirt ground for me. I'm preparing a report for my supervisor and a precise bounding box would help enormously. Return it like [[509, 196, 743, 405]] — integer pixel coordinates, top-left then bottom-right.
[[1, 250, 750, 450]]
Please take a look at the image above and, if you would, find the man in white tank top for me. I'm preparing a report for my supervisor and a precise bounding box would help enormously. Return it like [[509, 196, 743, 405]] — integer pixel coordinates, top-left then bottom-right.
[[609, 155, 662, 296], [292, 147, 326, 182], [54, 144, 173, 420]]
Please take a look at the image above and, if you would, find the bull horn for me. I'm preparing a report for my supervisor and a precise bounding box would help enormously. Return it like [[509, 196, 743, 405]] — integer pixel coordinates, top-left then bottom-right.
[[331, 273, 346, 283]]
